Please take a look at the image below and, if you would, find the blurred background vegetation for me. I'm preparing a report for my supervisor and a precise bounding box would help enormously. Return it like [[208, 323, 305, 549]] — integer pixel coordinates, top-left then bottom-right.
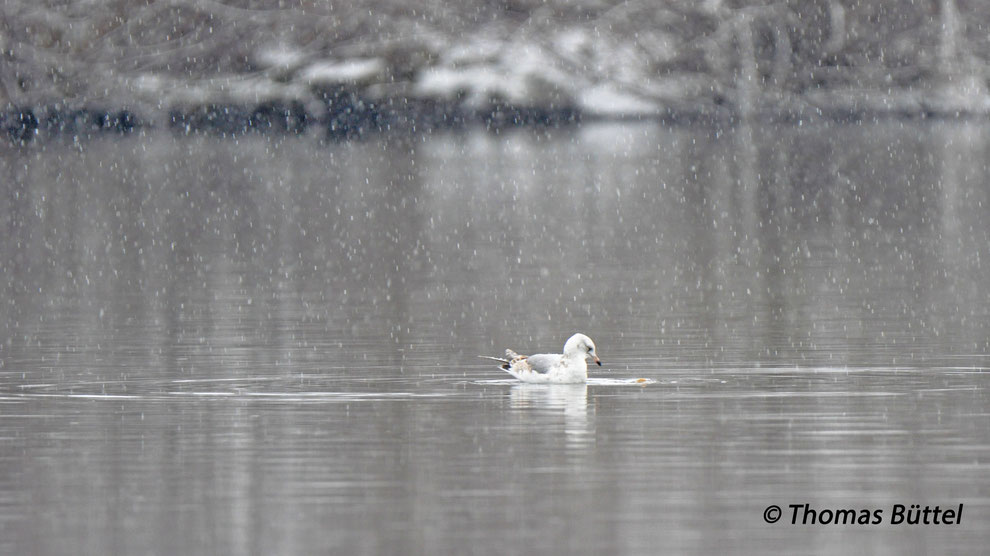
[[2, 0, 988, 123]]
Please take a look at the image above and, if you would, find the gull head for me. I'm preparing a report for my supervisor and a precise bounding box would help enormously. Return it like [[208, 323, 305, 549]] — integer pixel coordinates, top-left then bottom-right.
[[564, 333, 601, 366]]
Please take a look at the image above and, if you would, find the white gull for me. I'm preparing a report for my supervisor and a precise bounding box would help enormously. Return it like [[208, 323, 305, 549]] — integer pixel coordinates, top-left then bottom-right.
[[479, 333, 602, 384]]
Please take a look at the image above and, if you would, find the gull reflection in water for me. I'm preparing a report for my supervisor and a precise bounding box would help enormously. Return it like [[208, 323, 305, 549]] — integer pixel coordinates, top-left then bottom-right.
[[509, 383, 593, 447]]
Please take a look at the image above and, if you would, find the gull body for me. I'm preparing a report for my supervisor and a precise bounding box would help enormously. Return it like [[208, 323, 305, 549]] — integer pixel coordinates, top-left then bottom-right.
[[480, 333, 602, 384]]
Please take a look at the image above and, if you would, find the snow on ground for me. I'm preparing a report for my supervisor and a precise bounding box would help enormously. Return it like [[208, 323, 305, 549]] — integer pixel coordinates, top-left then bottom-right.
[[929, 74, 990, 114], [578, 84, 660, 117], [415, 66, 524, 105], [414, 38, 578, 108], [299, 59, 385, 86], [254, 44, 308, 72]]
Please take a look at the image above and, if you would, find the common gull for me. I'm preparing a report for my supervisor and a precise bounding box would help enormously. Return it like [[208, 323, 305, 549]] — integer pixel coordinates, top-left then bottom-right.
[[480, 333, 602, 384]]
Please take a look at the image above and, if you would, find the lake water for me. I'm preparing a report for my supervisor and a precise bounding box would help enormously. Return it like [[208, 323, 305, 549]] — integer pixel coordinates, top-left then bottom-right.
[[1, 121, 988, 555]]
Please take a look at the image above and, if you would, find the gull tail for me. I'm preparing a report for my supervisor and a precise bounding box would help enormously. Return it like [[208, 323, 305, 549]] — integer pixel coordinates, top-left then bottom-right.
[[478, 355, 511, 370], [480, 350, 528, 373]]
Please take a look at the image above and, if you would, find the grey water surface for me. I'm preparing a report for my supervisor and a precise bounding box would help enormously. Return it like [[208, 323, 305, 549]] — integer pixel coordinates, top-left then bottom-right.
[[1, 121, 988, 555]]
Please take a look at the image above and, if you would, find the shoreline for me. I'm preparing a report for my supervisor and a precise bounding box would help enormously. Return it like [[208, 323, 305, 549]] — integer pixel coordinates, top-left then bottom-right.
[[4, 89, 989, 142]]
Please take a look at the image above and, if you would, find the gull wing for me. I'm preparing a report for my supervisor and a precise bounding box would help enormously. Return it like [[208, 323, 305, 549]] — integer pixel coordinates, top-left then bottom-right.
[[521, 353, 561, 375]]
